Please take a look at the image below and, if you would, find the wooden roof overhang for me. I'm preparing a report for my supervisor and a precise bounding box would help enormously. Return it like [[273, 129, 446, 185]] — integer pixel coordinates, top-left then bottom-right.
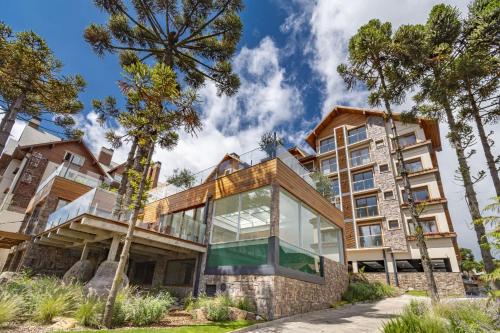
[[305, 105, 442, 151], [35, 214, 206, 255], [0, 230, 31, 249], [143, 158, 345, 231]]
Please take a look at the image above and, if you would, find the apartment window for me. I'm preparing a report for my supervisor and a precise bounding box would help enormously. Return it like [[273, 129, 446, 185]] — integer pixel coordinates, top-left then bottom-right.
[[379, 164, 389, 173], [358, 224, 382, 247], [64, 151, 85, 166], [302, 161, 314, 172], [406, 158, 424, 173], [384, 191, 394, 200], [164, 259, 196, 286], [402, 186, 430, 203], [321, 157, 337, 174], [350, 147, 370, 167], [375, 139, 384, 148], [352, 170, 374, 192], [397, 132, 417, 148], [348, 126, 367, 144], [388, 219, 400, 230], [409, 217, 438, 234], [331, 178, 340, 197], [319, 137, 336, 154], [355, 196, 378, 218]]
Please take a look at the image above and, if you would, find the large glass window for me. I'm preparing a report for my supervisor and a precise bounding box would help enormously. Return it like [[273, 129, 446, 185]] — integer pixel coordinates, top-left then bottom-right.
[[402, 187, 430, 203], [352, 170, 374, 192], [409, 217, 438, 234], [397, 133, 417, 148], [319, 137, 336, 154], [355, 196, 378, 218], [350, 147, 370, 167], [211, 194, 239, 243], [321, 157, 337, 174], [279, 190, 300, 246], [181, 209, 196, 241], [320, 216, 342, 262], [301, 204, 318, 254], [348, 126, 367, 144], [211, 187, 271, 244], [358, 224, 382, 247], [331, 178, 340, 197], [171, 212, 183, 237]]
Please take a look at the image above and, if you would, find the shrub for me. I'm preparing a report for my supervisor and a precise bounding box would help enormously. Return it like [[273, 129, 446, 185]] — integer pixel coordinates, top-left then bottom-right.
[[124, 291, 174, 326], [383, 311, 451, 333], [434, 301, 497, 333], [75, 297, 103, 328], [235, 297, 255, 312], [205, 295, 231, 322], [0, 293, 23, 326], [342, 281, 398, 303]]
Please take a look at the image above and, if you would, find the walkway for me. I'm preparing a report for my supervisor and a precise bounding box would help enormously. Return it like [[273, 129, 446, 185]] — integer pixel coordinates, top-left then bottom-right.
[[243, 295, 416, 333]]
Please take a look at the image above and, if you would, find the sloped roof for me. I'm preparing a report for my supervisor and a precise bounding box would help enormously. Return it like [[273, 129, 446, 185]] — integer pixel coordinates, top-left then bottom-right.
[[305, 105, 442, 151]]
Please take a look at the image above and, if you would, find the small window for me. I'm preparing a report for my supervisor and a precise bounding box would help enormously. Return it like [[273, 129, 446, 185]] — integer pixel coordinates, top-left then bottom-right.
[[384, 191, 394, 200], [375, 139, 384, 148], [397, 132, 417, 148], [321, 157, 337, 174], [388, 219, 399, 230], [379, 164, 389, 173], [302, 161, 314, 172]]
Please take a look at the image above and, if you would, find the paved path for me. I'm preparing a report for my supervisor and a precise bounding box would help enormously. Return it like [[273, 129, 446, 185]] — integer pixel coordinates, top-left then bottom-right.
[[243, 296, 416, 333]]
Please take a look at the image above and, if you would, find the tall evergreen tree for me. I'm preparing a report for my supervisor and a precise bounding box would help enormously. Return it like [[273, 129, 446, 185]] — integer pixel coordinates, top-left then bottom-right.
[[84, 0, 243, 96], [0, 22, 86, 151], [337, 19, 440, 301]]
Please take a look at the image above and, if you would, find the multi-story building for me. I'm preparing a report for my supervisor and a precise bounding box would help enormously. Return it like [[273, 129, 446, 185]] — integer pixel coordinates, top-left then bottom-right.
[[295, 105, 464, 294]]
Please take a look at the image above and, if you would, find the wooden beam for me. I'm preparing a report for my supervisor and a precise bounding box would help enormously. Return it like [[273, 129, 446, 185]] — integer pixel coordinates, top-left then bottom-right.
[[132, 237, 192, 255], [0, 230, 30, 241], [48, 232, 80, 244], [57, 228, 96, 241], [69, 222, 107, 236]]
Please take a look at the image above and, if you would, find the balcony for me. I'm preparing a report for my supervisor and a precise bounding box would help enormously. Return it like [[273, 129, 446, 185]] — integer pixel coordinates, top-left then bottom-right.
[[358, 234, 383, 248], [355, 205, 379, 218], [350, 153, 372, 168], [352, 178, 375, 192], [36, 163, 101, 195]]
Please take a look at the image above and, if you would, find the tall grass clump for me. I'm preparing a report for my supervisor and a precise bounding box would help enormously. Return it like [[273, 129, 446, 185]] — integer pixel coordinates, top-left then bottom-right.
[[383, 300, 450, 333], [124, 291, 174, 326], [234, 297, 255, 312], [75, 297, 104, 328], [342, 281, 398, 303], [188, 294, 232, 322], [434, 301, 498, 333], [0, 292, 24, 326]]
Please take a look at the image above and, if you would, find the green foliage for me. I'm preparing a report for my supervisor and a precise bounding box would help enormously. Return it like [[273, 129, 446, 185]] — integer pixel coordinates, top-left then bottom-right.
[[0, 292, 24, 326], [31, 280, 82, 323], [434, 301, 497, 333], [167, 168, 197, 189], [188, 294, 233, 322], [405, 290, 428, 297], [258, 131, 284, 158], [310, 171, 334, 201], [234, 297, 255, 313], [383, 311, 450, 333], [342, 281, 398, 303], [460, 247, 484, 274], [75, 297, 104, 328], [124, 291, 174, 326]]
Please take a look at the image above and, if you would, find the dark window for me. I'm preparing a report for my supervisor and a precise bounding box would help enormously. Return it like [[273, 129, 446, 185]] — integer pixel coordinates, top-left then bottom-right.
[[205, 284, 217, 297], [319, 137, 336, 154], [358, 260, 385, 272], [331, 178, 340, 197], [402, 187, 430, 203], [396, 259, 451, 272], [165, 259, 196, 286], [131, 261, 155, 285], [388, 219, 399, 229], [379, 164, 389, 172], [375, 139, 384, 148], [397, 133, 417, 148], [384, 191, 394, 200]]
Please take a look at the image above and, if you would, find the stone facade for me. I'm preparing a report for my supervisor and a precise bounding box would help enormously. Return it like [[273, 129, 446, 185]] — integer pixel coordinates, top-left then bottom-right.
[[204, 259, 349, 320], [362, 272, 465, 296]]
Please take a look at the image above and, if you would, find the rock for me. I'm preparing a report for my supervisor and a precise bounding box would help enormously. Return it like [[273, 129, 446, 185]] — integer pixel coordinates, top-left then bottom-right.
[[49, 317, 77, 330], [229, 307, 257, 321], [0, 271, 19, 284], [63, 260, 94, 284], [256, 315, 264, 321], [84, 260, 129, 297]]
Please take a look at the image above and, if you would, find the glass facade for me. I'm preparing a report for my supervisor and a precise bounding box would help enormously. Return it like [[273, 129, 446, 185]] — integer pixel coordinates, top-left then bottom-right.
[[352, 170, 374, 192], [207, 238, 269, 267], [156, 206, 206, 243]]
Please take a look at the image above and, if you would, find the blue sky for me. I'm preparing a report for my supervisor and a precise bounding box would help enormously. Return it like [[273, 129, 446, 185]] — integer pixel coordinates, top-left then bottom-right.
[[2, 0, 498, 258]]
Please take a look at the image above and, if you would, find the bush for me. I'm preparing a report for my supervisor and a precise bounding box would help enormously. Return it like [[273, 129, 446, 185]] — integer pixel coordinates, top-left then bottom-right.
[[124, 290, 174, 326], [75, 297, 103, 328], [205, 295, 231, 322], [342, 281, 398, 303], [0, 293, 23, 326], [383, 311, 451, 333], [235, 297, 255, 312], [434, 301, 497, 333]]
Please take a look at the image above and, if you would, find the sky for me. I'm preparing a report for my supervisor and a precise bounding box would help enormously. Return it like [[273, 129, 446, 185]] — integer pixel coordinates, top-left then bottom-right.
[[1, 0, 498, 259]]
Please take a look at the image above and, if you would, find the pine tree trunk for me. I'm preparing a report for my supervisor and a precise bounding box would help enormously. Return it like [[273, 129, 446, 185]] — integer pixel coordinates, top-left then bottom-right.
[[112, 137, 138, 218], [0, 93, 26, 153], [119, 143, 147, 221], [102, 141, 154, 328], [466, 84, 500, 197], [442, 102, 497, 275], [377, 69, 440, 302]]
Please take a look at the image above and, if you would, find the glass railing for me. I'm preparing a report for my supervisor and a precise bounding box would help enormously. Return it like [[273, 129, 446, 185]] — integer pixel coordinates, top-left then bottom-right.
[[207, 238, 269, 267], [355, 205, 379, 218], [319, 142, 336, 154], [350, 154, 371, 167], [279, 239, 321, 276], [352, 178, 375, 192], [35, 162, 101, 196], [154, 216, 206, 244], [348, 131, 367, 144], [358, 234, 383, 247]]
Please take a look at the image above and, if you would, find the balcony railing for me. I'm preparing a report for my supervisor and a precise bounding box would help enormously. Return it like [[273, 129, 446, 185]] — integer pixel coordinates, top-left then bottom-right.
[[148, 144, 316, 203], [355, 205, 379, 218], [348, 131, 367, 145], [350, 153, 371, 167], [35, 162, 102, 196], [359, 234, 383, 248], [352, 178, 375, 192]]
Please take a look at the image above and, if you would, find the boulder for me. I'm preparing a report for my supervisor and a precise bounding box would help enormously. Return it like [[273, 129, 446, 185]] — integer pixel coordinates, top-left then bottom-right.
[[0, 271, 19, 284], [229, 307, 257, 321], [84, 260, 129, 297], [63, 260, 94, 284]]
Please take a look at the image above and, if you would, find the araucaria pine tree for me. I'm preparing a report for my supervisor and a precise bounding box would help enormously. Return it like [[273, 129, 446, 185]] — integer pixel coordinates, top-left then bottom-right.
[[337, 19, 440, 301], [0, 22, 86, 151]]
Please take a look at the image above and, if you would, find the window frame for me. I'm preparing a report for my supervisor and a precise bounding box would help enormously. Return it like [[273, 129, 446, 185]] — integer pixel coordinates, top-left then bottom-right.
[[408, 217, 439, 234], [318, 136, 336, 154], [350, 147, 370, 167], [379, 164, 390, 173], [354, 195, 379, 218], [396, 132, 417, 148], [347, 126, 367, 145], [320, 156, 337, 175], [352, 169, 374, 192], [402, 186, 430, 203], [387, 219, 400, 230]]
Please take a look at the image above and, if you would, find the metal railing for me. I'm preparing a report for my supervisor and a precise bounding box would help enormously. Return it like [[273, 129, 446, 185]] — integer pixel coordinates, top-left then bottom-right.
[[352, 178, 375, 192], [355, 205, 379, 218], [350, 153, 371, 167], [348, 130, 367, 145], [358, 234, 383, 248]]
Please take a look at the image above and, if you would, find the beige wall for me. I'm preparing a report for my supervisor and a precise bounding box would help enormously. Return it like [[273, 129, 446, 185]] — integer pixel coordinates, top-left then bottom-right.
[[0, 159, 21, 204]]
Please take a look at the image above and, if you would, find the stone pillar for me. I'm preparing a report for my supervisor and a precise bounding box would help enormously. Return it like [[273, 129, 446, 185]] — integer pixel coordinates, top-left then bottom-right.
[[107, 235, 120, 261], [352, 261, 359, 273], [152, 256, 167, 287]]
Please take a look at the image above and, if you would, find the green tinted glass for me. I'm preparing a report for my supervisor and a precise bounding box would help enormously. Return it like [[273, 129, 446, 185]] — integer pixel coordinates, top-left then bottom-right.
[[279, 241, 321, 276], [207, 238, 269, 267]]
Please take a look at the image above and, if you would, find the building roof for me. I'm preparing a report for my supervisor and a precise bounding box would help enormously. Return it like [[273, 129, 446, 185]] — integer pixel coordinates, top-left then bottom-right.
[[305, 105, 442, 151]]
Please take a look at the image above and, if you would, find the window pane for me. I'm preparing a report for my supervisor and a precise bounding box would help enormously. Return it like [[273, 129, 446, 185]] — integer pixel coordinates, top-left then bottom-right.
[[301, 204, 318, 254], [212, 194, 239, 243], [320, 217, 342, 262], [171, 212, 183, 237], [207, 238, 268, 267], [398, 133, 417, 147], [319, 137, 336, 153], [348, 126, 367, 144], [181, 209, 195, 241], [239, 186, 271, 240], [331, 179, 340, 196], [279, 190, 300, 246], [279, 241, 321, 276], [321, 157, 337, 174]]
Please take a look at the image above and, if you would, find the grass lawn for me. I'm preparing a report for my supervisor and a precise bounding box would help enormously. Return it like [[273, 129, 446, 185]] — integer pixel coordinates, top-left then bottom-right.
[[405, 290, 428, 296], [54, 320, 254, 333]]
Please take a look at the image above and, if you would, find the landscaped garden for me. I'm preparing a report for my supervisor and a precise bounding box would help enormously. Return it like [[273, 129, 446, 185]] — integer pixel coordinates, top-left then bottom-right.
[[0, 273, 257, 332]]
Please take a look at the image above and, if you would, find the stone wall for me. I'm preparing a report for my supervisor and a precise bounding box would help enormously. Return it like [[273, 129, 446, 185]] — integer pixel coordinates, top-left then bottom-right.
[[204, 259, 349, 320], [19, 243, 82, 276], [362, 272, 465, 296]]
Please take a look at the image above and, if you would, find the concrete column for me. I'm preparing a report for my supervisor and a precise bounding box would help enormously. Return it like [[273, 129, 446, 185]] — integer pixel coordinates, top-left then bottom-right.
[[352, 261, 359, 273], [107, 235, 120, 261], [152, 256, 167, 287], [80, 242, 90, 260]]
